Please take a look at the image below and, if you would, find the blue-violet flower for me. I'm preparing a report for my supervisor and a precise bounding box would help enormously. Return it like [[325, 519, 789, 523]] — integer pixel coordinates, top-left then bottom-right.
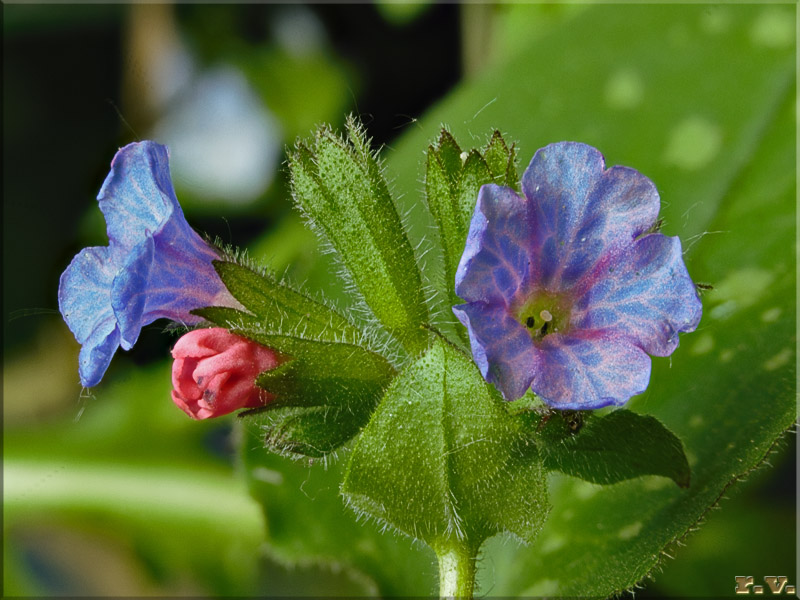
[[453, 142, 702, 409], [59, 141, 237, 387]]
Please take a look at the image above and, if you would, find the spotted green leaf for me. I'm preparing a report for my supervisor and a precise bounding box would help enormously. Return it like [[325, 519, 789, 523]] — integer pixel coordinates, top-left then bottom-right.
[[242, 429, 438, 596]]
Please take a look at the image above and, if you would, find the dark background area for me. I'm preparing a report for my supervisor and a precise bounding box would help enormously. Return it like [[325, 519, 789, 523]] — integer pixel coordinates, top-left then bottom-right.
[[3, 4, 459, 355]]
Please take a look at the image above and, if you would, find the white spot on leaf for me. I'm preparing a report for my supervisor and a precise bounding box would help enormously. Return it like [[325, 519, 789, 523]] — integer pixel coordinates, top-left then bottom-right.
[[750, 8, 794, 49], [760, 307, 782, 323], [643, 478, 670, 491], [700, 7, 731, 35], [663, 116, 722, 171], [251, 467, 284, 485], [540, 534, 566, 553], [618, 521, 643, 540], [690, 333, 714, 355], [763, 347, 792, 371], [605, 68, 644, 110], [522, 579, 559, 597], [708, 267, 774, 320], [574, 481, 600, 499]]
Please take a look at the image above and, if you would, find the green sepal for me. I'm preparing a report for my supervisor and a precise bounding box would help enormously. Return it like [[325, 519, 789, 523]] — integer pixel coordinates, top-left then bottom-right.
[[434, 129, 464, 184], [538, 409, 691, 488], [191, 305, 260, 330], [250, 339, 393, 459], [288, 116, 429, 355], [425, 130, 518, 313], [250, 334, 396, 458], [254, 340, 396, 411], [342, 339, 549, 553], [483, 129, 519, 188], [456, 150, 492, 233], [208, 260, 363, 343]]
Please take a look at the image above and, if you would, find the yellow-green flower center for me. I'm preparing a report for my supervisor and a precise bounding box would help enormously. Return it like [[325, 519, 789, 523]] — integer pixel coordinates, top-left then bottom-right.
[[513, 292, 571, 342]]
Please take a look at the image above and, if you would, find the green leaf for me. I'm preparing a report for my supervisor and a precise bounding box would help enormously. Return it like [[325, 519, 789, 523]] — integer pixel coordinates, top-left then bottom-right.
[[211, 260, 362, 343], [433, 129, 464, 185], [255, 343, 395, 411], [288, 117, 429, 355], [191, 305, 258, 329], [539, 409, 691, 488], [243, 335, 395, 457], [342, 339, 549, 553], [424, 138, 467, 313], [248, 405, 364, 459]]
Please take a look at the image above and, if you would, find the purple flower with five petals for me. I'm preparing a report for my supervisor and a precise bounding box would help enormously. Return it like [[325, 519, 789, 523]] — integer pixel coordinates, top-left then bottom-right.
[[453, 142, 702, 409], [59, 142, 237, 388]]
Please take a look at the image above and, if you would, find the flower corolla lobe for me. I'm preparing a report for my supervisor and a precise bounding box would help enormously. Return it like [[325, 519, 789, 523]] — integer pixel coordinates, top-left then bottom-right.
[[453, 142, 702, 409], [59, 142, 234, 387], [171, 328, 281, 419]]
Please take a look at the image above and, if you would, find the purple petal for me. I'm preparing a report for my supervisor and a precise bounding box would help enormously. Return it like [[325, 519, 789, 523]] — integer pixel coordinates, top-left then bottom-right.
[[532, 331, 651, 409], [59, 141, 231, 387], [59, 247, 124, 386], [142, 220, 225, 325], [522, 142, 660, 291], [455, 184, 533, 306], [111, 236, 154, 350], [78, 319, 121, 388], [572, 234, 702, 356], [98, 141, 179, 260], [453, 302, 539, 400], [109, 171, 225, 350], [58, 246, 117, 345]]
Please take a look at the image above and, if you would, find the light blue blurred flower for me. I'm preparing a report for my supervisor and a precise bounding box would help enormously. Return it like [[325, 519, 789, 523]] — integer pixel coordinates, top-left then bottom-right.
[[153, 66, 281, 205]]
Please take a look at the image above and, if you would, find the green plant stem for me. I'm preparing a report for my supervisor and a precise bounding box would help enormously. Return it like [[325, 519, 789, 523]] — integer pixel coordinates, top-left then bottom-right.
[[437, 542, 477, 599]]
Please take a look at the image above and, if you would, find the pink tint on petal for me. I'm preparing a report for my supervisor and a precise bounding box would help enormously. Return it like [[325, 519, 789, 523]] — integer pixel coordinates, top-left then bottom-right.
[[170, 328, 281, 420]]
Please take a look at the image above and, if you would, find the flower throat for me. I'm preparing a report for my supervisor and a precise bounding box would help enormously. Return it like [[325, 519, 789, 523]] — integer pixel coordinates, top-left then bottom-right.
[[514, 293, 571, 341]]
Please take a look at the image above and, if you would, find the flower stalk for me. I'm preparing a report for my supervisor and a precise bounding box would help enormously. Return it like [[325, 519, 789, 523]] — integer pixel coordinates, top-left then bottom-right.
[[437, 542, 478, 599]]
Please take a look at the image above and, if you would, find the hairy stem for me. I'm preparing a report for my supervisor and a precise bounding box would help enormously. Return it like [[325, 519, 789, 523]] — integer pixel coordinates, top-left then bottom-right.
[[437, 542, 478, 599]]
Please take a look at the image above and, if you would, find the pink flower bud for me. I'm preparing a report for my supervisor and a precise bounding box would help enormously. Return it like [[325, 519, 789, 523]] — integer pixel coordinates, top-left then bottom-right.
[[171, 328, 281, 419]]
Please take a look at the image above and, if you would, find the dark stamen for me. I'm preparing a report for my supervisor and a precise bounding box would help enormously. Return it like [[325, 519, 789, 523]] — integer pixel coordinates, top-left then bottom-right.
[[526, 316, 535, 328], [540, 322, 549, 335]]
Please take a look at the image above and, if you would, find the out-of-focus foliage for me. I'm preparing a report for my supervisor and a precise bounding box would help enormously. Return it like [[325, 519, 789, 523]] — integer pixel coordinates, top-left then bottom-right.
[[4, 361, 265, 596]]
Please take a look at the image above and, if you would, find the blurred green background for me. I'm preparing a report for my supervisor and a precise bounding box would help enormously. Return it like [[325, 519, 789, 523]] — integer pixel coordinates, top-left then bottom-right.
[[3, 3, 795, 597]]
